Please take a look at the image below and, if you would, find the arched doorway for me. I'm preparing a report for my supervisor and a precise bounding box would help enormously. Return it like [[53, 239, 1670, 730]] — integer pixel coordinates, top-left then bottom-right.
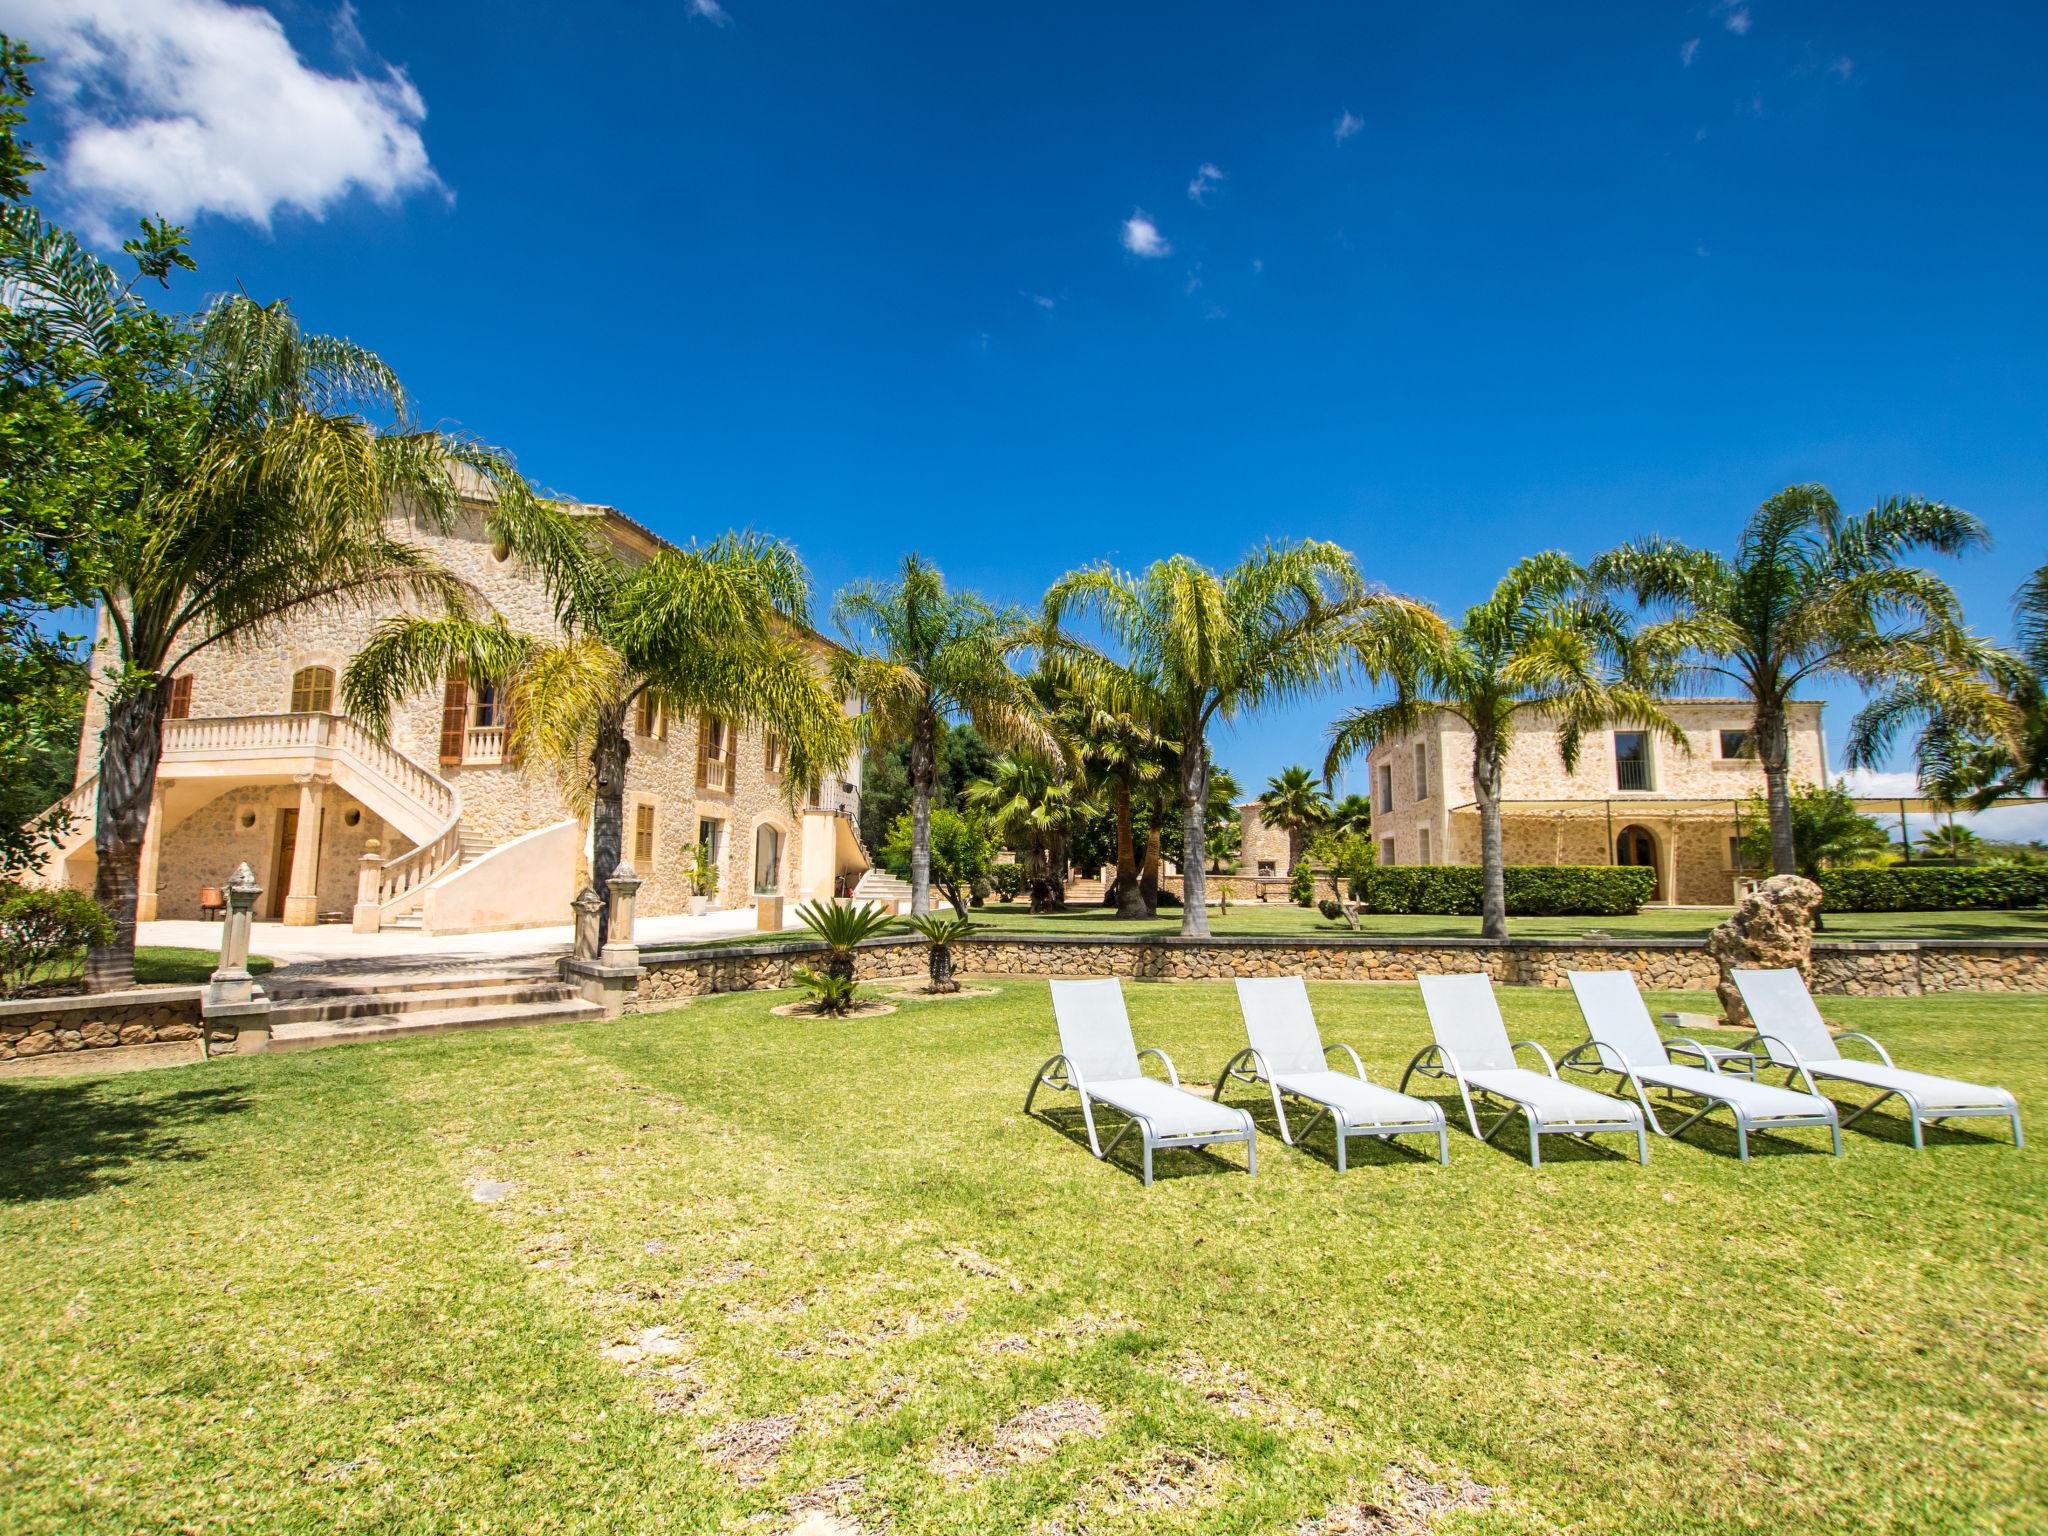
[[1615, 824, 1661, 901]]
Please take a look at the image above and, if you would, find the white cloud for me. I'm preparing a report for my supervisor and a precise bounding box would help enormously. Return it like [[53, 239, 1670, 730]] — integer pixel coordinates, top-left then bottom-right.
[[688, 0, 733, 25], [1333, 109, 1364, 144], [1021, 291, 1056, 310], [1250, 257, 1264, 274], [1829, 56, 1854, 79], [9, 0, 444, 240], [1681, 37, 1701, 67], [1186, 162, 1225, 203], [1717, 3, 1752, 36], [1121, 210, 1171, 258]]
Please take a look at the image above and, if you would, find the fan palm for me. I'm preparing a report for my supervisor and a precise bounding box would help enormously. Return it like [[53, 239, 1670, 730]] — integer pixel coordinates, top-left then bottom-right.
[[1326, 553, 1682, 940], [1594, 485, 2003, 876], [40, 282, 551, 990], [1038, 658, 1163, 918], [1256, 765, 1330, 871], [830, 554, 1050, 916], [1325, 793, 1374, 840], [1042, 541, 1398, 937], [345, 531, 854, 933], [966, 753, 1093, 912]]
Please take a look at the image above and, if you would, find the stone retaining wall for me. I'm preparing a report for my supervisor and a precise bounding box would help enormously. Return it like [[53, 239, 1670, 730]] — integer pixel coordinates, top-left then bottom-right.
[[634, 932, 2048, 1004], [0, 987, 229, 1062]]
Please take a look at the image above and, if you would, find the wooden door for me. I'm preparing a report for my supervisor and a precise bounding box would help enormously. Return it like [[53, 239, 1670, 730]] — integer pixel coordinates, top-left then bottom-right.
[[271, 808, 298, 920]]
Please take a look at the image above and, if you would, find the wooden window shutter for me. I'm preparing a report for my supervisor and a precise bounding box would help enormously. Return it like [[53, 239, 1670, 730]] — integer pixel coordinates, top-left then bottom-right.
[[165, 675, 193, 719], [633, 804, 655, 863], [439, 664, 468, 764], [696, 714, 709, 788], [502, 684, 521, 763]]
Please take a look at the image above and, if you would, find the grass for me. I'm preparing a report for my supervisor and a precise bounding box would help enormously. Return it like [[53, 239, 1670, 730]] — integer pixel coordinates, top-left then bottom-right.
[[132, 945, 276, 984], [1, 981, 2040, 1534]]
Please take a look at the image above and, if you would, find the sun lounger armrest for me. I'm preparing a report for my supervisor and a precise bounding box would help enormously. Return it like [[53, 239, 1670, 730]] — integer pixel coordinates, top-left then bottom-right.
[[1217, 1047, 1274, 1091], [1512, 1040, 1560, 1078], [1024, 1054, 1082, 1115], [1835, 1031, 1894, 1067], [1662, 1036, 1726, 1072], [1559, 1039, 1628, 1076], [1136, 1046, 1181, 1088], [1735, 1032, 1825, 1095], [1324, 1042, 1367, 1079]]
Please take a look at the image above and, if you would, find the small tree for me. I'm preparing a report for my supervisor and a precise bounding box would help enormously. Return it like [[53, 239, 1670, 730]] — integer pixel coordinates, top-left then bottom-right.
[[881, 807, 993, 920], [0, 884, 112, 997], [1736, 780, 1891, 879], [1257, 765, 1331, 872], [904, 911, 973, 993], [990, 862, 1023, 902]]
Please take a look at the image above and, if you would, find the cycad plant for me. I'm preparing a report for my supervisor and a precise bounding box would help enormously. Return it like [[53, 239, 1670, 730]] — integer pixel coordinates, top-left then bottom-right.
[[795, 898, 896, 983], [1594, 485, 2003, 875], [1256, 765, 1331, 871], [904, 910, 974, 993], [1042, 541, 1401, 937], [345, 531, 853, 929], [1326, 553, 1681, 940], [831, 554, 1050, 916]]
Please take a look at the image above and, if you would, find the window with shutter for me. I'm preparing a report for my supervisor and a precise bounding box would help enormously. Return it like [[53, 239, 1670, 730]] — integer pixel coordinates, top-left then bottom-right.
[[165, 674, 193, 719], [439, 665, 468, 763], [290, 666, 335, 714], [634, 803, 656, 864]]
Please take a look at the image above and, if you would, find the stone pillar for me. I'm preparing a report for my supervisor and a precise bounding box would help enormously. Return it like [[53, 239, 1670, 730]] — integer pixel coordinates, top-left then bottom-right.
[[351, 839, 384, 934], [282, 776, 325, 926], [602, 863, 642, 966], [571, 884, 603, 962], [135, 785, 165, 923], [204, 863, 273, 1053]]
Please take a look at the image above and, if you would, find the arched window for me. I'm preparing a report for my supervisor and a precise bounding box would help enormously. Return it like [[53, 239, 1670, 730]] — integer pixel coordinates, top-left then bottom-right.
[[1616, 824, 1661, 901], [290, 665, 335, 714], [753, 823, 784, 897]]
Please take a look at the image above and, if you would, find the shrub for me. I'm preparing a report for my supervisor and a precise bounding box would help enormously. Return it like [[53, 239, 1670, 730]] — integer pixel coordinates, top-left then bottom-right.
[[791, 965, 860, 1016], [0, 885, 114, 998], [1359, 865, 1656, 917], [1288, 862, 1314, 907], [1816, 865, 2048, 913], [1317, 898, 1345, 922], [990, 862, 1023, 901]]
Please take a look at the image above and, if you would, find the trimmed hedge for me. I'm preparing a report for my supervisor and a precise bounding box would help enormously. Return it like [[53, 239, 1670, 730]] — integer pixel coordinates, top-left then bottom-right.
[[1361, 864, 1657, 917], [1817, 865, 2048, 913]]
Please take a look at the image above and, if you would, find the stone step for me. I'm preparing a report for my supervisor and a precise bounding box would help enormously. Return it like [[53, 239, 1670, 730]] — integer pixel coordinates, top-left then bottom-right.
[[852, 870, 913, 902], [265, 981, 581, 1026], [266, 997, 603, 1052], [266, 966, 557, 1001]]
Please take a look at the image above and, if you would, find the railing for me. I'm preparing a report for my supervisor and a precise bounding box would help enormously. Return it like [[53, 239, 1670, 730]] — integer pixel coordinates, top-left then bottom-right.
[[463, 725, 507, 765], [701, 754, 731, 792], [1615, 758, 1653, 792]]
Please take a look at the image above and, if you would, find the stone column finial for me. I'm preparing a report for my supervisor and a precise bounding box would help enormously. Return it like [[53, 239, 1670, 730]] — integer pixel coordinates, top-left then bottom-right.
[[351, 839, 385, 934], [603, 863, 642, 965], [208, 864, 265, 1005], [572, 884, 604, 963]]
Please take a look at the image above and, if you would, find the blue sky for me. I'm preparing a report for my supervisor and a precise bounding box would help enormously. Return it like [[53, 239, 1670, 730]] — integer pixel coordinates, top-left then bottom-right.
[[10, 0, 2046, 831]]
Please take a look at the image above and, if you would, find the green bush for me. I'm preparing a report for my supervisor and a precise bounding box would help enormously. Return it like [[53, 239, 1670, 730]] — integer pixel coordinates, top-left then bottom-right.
[[1817, 865, 2048, 912], [990, 862, 1023, 901], [1317, 898, 1345, 922], [1288, 862, 1314, 907], [1359, 865, 1656, 917], [0, 884, 114, 997]]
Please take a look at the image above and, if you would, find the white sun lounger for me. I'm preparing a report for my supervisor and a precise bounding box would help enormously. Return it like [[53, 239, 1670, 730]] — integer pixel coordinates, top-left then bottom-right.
[[1732, 968, 2023, 1150], [1559, 970, 1841, 1161], [1025, 978, 1257, 1185], [1216, 977, 1449, 1168], [1403, 973, 1647, 1167]]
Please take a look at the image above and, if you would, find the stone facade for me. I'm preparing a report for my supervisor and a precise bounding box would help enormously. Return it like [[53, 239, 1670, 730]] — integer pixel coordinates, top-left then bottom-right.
[[0, 987, 226, 1061], [632, 932, 2048, 1003], [56, 502, 864, 927], [1236, 803, 1294, 878], [1366, 701, 1826, 906]]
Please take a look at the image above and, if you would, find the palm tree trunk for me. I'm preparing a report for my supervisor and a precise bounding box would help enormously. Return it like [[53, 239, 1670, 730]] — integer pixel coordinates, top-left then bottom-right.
[[907, 712, 936, 917], [1141, 826, 1161, 916], [1048, 829, 1069, 909], [1474, 734, 1508, 941], [1179, 732, 1211, 938], [1287, 825, 1303, 871], [929, 941, 958, 993], [1113, 775, 1145, 918], [86, 685, 170, 993], [590, 717, 630, 942], [1757, 706, 1797, 876]]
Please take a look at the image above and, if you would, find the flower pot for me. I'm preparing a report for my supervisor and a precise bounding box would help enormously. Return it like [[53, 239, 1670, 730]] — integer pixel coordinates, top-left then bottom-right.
[[688, 896, 709, 917]]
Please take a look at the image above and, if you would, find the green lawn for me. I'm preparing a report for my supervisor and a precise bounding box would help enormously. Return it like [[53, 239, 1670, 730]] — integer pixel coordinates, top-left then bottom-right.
[[132, 945, 276, 984], [2, 981, 2040, 1534], [954, 900, 2048, 943]]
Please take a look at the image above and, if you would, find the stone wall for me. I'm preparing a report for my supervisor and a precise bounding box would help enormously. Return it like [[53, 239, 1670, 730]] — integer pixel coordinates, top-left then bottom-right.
[[635, 932, 2048, 1003], [0, 987, 228, 1062]]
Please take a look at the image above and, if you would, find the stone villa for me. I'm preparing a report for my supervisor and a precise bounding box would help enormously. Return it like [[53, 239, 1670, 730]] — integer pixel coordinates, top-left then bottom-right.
[[1362, 701, 1827, 906], [31, 499, 869, 935]]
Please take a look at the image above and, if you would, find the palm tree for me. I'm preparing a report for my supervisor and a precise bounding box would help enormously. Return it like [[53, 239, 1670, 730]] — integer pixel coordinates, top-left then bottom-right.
[[49, 286, 550, 991], [1042, 541, 1395, 937], [1326, 553, 1682, 941], [831, 554, 1049, 916], [345, 531, 853, 930], [1594, 485, 2000, 877], [1919, 822, 1983, 859], [1256, 765, 1330, 871], [1038, 659, 1163, 918], [1325, 793, 1374, 841], [966, 753, 1093, 912]]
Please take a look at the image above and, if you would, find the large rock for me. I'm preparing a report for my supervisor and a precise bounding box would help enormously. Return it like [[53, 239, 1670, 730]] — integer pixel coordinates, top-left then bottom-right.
[[1709, 874, 1823, 1026]]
